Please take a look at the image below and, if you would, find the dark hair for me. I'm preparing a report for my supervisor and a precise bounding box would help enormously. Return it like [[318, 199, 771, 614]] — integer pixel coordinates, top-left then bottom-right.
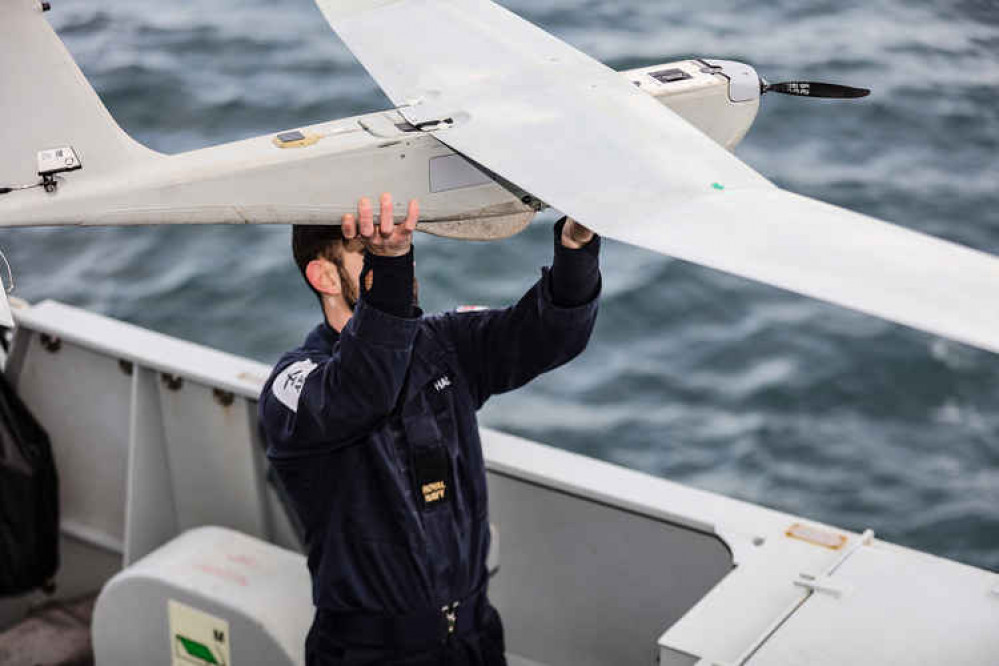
[[292, 224, 344, 301]]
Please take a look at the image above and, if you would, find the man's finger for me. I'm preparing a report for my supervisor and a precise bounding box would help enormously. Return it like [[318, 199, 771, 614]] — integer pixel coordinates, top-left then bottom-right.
[[379, 192, 394, 235], [358, 197, 374, 237], [560, 217, 595, 249], [342, 213, 356, 239], [566, 218, 593, 240], [403, 199, 419, 232]]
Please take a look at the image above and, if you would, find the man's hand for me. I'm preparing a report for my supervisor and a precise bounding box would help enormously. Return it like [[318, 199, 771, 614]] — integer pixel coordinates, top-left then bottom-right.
[[561, 217, 595, 250], [342, 193, 419, 257]]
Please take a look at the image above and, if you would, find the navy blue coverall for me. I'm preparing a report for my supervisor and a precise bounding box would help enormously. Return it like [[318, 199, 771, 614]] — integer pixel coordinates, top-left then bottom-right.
[[259, 221, 600, 665]]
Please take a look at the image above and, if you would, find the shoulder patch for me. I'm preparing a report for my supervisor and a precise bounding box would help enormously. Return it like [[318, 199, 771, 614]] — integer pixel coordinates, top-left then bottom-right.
[[271, 359, 318, 413], [456, 305, 489, 313]]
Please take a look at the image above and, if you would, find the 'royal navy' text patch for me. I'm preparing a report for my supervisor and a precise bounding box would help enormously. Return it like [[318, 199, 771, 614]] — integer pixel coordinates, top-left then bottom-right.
[[413, 447, 451, 509], [272, 359, 318, 413]]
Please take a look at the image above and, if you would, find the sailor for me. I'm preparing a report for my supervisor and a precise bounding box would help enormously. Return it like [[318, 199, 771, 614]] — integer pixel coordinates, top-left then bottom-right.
[[259, 193, 600, 665]]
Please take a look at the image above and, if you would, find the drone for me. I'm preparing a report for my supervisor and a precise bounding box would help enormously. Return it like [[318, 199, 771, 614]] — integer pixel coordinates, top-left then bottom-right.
[[1, 0, 997, 358]]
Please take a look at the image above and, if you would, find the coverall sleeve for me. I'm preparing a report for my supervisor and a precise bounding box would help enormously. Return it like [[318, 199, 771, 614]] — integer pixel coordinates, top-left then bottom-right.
[[260, 254, 419, 454], [435, 220, 601, 409]]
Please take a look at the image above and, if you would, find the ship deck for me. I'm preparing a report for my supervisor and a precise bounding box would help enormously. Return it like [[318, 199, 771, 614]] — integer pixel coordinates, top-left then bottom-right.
[[2, 299, 997, 665]]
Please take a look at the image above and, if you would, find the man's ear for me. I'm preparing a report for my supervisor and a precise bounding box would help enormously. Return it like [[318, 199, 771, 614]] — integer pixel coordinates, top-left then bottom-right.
[[305, 258, 341, 297]]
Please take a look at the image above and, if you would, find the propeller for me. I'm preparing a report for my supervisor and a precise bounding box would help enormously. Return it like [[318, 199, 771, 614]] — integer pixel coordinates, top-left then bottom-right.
[[761, 79, 870, 98]]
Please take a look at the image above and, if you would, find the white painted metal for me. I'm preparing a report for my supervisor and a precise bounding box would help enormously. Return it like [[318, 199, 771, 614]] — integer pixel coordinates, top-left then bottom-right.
[[61, 520, 125, 557], [123, 367, 181, 566], [728, 530, 876, 665], [1, 300, 739, 664], [792, 572, 851, 599], [0, 108, 534, 234], [315, 0, 769, 197], [607, 190, 999, 355], [157, 379, 269, 538], [486, 467, 731, 666], [747, 542, 999, 665], [93, 527, 312, 666], [0, 1, 752, 242], [660, 526, 999, 664], [4, 300, 301, 562], [9, 330, 134, 543], [0, 0, 159, 187], [8, 0, 995, 355], [702, 60, 762, 103], [0, 0, 530, 237], [4, 300, 999, 665], [14, 300, 272, 397], [630, 60, 760, 151], [488, 428, 854, 665], [315, 0, 999, 356]]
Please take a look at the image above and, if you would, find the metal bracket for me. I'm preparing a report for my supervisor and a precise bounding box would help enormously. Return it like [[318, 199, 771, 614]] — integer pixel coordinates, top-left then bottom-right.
[[161, 373, 183, 391], [40, 333, 61, 352], [824, 529, 875, 576], [794, 572, 853, 599], [213, 388, 235, 407], [414, 117, 455, 132], [723, 529, 876, 666], [790, 530, 874, 600]]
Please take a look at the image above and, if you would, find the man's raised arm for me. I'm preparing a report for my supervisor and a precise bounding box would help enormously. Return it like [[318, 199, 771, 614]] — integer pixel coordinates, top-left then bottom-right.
[[260, 195, 421, 454], [431, 217, 601, 409]]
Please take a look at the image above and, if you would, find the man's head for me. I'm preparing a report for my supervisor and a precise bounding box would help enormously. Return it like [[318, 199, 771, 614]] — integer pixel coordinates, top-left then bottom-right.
[[292, 195, 422, 330], [292, 225, 365, 328]]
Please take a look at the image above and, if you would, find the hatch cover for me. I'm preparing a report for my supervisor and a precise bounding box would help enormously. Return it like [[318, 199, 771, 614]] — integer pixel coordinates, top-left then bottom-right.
[[746, 543, 999, 665]]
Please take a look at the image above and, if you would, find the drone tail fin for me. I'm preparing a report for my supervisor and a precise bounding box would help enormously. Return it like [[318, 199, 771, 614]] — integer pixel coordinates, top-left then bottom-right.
[[0, 0, 157, 189]]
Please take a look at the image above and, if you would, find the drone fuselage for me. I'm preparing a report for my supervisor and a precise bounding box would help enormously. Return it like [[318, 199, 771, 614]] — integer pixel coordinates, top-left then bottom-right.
[[0, 0, 760, 241]]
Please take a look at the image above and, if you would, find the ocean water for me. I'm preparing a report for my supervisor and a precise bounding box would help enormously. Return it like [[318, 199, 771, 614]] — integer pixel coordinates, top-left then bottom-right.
[[4, 0, 998, 572]]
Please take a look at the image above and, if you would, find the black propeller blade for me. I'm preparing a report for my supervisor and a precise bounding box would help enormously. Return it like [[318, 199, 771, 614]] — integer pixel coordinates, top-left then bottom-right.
[[762, 81, 870, 99]]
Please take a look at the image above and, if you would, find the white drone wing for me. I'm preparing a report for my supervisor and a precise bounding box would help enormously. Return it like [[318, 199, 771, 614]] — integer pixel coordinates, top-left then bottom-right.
[[315, 0, 999, 355]]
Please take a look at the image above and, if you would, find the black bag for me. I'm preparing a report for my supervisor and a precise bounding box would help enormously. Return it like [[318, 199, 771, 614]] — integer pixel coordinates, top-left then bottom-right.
[[0, 370, 59, 596]]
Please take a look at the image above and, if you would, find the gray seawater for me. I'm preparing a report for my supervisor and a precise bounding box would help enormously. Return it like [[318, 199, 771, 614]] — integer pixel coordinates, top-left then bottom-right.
[[5, 0, 998, 571]]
